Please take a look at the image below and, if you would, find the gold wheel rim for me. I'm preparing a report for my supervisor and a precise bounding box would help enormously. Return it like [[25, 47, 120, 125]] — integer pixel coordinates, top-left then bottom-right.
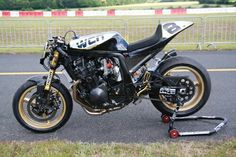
[[160, 66, 205, 111], [18, 85, 66, 129]]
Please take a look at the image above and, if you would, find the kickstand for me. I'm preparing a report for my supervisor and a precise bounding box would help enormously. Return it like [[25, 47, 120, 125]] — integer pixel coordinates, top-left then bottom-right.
[[161, 101, 228, 138]]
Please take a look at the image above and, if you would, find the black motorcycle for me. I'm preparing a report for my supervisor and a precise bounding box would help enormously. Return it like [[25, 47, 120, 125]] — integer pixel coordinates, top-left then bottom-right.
[[13, 21, 211, 133]]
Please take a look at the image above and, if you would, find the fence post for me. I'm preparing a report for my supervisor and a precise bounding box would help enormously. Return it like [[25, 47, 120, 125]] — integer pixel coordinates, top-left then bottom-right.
[[198, 17, 205, 50], [124, 19, 129, 42], [48, 19, 52, 40]]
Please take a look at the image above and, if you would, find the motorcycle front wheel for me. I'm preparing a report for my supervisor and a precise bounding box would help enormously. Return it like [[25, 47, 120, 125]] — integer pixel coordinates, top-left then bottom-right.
[[13, 81, 73, 133], [149, 56, 211, 117]]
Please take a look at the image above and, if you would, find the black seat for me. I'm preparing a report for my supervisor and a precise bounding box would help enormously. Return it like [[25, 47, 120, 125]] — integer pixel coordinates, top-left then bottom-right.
[[127, 24, 162, 52]]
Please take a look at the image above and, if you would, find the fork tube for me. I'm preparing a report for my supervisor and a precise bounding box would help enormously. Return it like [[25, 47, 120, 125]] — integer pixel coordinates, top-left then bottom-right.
[[44, 51, 59, 91]]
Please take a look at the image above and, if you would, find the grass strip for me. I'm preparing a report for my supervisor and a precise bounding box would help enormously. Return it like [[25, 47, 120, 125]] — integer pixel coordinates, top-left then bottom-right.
[[0, 48, 42, 54], [0, 43, 236, 54], [0, 139, 235, 157], [81, 2, 234, 10]]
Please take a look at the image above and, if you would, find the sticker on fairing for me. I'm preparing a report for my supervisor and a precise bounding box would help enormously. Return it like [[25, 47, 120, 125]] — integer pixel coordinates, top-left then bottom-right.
[[69, 32, 118, 50], [77, 35, 105, 49], [163, 23, 181, 34], [161, 21, 193, 39]]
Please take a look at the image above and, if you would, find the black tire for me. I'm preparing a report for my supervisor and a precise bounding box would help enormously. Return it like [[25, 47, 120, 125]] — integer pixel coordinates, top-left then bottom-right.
[[149, 56, 211, 117], [13, 81, 73, 133]]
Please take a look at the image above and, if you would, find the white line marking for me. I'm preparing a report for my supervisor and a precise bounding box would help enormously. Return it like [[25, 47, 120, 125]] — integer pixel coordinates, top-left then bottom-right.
[[0, 72, 63, 76], [0, 68, 236, 76], [207, 68, 236, 72]]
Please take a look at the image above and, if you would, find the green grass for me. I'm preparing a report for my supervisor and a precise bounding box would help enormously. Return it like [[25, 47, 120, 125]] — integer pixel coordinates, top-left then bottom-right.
[[165, 43, 236, 51], [0, 139, 235, 157], [0, 47, 42, 54], [80, 1, 234, 10], [82, 1, 199, 10], [1, 43, 236, 54], [0, 13, 236, 53]]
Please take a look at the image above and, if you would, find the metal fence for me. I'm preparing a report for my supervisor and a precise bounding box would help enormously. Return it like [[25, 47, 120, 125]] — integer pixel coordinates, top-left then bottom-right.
[[204, 15, 236, 46], [0, 15, 235, 48]]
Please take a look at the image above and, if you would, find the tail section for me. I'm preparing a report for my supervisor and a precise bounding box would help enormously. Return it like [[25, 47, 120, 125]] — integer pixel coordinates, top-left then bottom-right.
[[128, 21, 193, 57], [161, 21, 193, 39]]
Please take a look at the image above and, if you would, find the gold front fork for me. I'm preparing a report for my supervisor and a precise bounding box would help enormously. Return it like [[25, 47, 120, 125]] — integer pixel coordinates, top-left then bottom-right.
[[44, 51, 59, 91]]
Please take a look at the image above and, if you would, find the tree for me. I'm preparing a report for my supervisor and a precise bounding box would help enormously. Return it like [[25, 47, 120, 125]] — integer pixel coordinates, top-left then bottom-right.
[[29, 0, 44, 9], [0, 0, 8, 10], [15, 0, 30, 9]]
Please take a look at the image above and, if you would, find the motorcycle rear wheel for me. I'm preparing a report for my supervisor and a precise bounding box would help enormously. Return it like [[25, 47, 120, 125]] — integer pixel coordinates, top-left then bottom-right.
[[149, 56, 211, 117], [13, 81, 73, 133]]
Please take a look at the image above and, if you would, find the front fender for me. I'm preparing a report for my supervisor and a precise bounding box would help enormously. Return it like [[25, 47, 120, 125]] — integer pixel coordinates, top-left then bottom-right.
[[27, 75, 60, 85], [26, 75, 70, 98]]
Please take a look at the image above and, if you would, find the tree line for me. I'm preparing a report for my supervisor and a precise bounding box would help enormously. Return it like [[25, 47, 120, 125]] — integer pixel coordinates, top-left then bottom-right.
[[0, 0, 235, 10]]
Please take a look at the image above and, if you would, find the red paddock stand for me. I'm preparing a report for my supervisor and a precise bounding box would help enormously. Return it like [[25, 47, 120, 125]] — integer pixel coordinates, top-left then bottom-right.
[[161, 114, 228, 139]]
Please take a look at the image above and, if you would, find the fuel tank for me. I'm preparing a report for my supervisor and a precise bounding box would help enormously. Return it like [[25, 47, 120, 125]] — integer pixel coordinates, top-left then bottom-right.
[[69, 31, 128, 51]]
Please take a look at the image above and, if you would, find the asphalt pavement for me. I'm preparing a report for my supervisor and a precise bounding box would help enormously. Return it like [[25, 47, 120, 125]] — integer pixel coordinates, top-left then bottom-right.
[[0, 51, 235, 143]]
